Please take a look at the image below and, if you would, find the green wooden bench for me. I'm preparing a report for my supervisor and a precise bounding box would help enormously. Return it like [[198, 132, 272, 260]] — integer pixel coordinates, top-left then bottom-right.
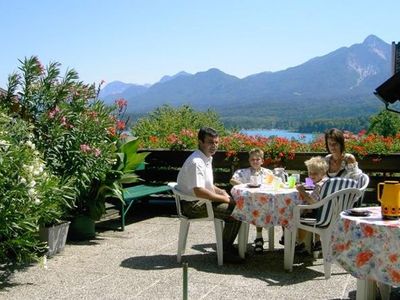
[[118, 184, 172, 230]]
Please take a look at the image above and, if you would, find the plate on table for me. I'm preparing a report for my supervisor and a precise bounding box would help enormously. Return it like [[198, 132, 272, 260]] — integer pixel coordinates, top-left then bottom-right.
[[247, 183, 261, 188], [344, 209, 371, 217]]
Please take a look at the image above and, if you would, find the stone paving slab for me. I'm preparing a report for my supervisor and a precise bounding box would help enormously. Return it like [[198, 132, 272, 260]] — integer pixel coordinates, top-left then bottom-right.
[[0, 200, 398, 299]]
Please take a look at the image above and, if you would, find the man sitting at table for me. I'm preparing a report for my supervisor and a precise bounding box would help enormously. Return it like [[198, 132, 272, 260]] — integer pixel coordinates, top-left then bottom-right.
[[230, 148, 273, 254], [176, 127, 244, 263]]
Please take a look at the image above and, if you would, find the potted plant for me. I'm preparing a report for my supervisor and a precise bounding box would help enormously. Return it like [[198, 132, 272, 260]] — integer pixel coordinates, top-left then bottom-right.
[[2, 56, 121, 241], [0, 109, 72, 262], [37, 177, 74, 256]]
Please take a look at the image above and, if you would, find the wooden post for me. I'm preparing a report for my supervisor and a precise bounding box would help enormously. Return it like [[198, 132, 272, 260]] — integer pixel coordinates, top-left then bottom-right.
[[182, 262, 188, 300]]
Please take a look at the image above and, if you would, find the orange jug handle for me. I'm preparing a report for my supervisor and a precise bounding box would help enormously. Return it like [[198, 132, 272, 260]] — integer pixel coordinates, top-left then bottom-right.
[[377, 182, 383, 203]]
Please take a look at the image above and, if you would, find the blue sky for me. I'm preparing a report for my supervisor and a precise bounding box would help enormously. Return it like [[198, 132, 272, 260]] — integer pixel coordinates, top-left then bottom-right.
[[1, 0, 399, 88]]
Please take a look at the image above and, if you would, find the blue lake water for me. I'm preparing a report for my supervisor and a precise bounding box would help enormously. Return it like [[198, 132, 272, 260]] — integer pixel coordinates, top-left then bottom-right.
[[241, 129, 317, 143]]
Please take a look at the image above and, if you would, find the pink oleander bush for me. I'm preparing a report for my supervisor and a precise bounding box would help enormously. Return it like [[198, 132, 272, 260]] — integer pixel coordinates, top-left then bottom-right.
[[0, 56, 147, 262], [1, 56, 131, 221]]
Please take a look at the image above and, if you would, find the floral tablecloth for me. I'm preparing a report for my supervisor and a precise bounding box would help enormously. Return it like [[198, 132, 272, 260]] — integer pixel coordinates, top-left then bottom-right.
[[331, 206, 400, 287], [231, 184, 304, 230]]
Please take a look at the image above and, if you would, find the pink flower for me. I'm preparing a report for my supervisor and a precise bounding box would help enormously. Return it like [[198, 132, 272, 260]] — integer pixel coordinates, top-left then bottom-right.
[[149, 136, 158, 144], [167, 133, 178, 144], [87, 111, 98, 119], [80, 144, 91, 153], [107, 127, 116, 137], [93, 148, 101, 157], [116, 120, 126, 131], [115, 98, 128, 110], [60, 116, 68, 126], [180, 129, 195, 137], [48, 106, 60, 119], [358, 129, 367, 136]]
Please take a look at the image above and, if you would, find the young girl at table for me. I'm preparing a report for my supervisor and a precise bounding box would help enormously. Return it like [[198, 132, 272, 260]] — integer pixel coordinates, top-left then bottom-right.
[[230, 148, 273, 253], [295, 156, 329, 252]]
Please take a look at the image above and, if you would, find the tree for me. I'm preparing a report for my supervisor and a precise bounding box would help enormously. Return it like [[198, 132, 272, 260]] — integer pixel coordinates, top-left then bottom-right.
[[131, 104, 227, 141], [368, 109, 400, 137]]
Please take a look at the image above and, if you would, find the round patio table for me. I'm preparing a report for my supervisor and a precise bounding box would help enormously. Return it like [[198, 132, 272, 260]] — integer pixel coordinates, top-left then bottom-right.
[[331, 206, 400, 300], [231, 183, 303, 229], [231, 183, 305, 270]]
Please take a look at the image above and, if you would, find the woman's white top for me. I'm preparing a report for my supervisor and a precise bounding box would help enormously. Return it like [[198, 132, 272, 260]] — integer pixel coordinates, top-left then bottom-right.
[[325, 153, 362, 180]]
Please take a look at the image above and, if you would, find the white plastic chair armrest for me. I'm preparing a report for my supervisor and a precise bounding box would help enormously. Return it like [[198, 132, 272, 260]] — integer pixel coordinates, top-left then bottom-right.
[[171, 186, 215, 220], [293, 197, 331, 224], [294, 189, 340, 214], [174, 191, 210, 207]]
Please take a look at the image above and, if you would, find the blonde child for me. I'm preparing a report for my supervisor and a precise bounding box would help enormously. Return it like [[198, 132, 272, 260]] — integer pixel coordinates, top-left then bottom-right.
[[230, 148, 273, 253], [295, 156, 329, 252]]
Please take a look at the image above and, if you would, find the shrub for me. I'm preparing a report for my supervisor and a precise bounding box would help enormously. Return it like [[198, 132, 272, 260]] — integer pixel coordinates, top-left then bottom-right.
[[1, 56, 120, 220], [132, 104, 227, 149], [0, 110, 70, 264], [368, 109, 400, 137]]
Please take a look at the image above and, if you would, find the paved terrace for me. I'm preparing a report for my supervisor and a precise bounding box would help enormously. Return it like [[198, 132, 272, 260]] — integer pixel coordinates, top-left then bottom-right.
[[1, 200, 399, 300]]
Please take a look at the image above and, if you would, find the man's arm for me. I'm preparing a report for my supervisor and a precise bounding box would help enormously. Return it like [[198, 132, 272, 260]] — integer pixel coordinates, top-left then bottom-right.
[[193, 186, 230, 203], [214, 185, 230, 196]]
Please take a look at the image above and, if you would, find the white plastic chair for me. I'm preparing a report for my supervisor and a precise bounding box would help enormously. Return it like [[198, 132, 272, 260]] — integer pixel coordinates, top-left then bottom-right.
[[355, 173, 370, 207], [168, 182, 224, 266], [288, 187, 362, 279]]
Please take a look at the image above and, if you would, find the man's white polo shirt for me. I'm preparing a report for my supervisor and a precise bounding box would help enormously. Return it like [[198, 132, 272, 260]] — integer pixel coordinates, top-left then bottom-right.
[[176, 149, 214, 196]]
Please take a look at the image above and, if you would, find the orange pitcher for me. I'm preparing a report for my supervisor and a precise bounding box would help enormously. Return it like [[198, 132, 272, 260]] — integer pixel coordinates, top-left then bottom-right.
[[377, 181, 400, 219]]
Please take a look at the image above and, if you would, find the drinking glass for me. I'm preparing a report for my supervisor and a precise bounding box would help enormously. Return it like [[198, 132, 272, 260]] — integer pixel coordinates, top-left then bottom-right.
[[287, 176, 296, 188], [264, 173, 274, 184], [292, 173, 300, 184], [273, 177, 282, 190], [305, 177, 314, 187], [250, 175, 259, 186]]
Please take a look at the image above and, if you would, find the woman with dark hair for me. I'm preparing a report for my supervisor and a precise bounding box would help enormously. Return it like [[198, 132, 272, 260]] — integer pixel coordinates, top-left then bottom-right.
[[324, 128, 362, 180]]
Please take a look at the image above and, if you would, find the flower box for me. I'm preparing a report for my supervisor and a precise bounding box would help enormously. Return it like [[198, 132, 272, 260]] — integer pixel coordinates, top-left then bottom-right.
[[39, 221, 70, 257]]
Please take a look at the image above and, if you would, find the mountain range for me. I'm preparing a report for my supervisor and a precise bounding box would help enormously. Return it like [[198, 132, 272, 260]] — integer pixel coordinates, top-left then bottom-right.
[[100, 35, 392, 129]]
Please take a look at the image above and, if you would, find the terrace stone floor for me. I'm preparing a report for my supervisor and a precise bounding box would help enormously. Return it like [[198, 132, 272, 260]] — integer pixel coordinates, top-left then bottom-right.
[[1, 199, 399, 300]]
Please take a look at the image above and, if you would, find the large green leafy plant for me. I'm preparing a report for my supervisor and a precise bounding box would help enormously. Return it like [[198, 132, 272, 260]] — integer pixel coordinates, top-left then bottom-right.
[[92, 138, 149, 214], [83, 98, 149, 220], [2, 56, 119, 221]]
